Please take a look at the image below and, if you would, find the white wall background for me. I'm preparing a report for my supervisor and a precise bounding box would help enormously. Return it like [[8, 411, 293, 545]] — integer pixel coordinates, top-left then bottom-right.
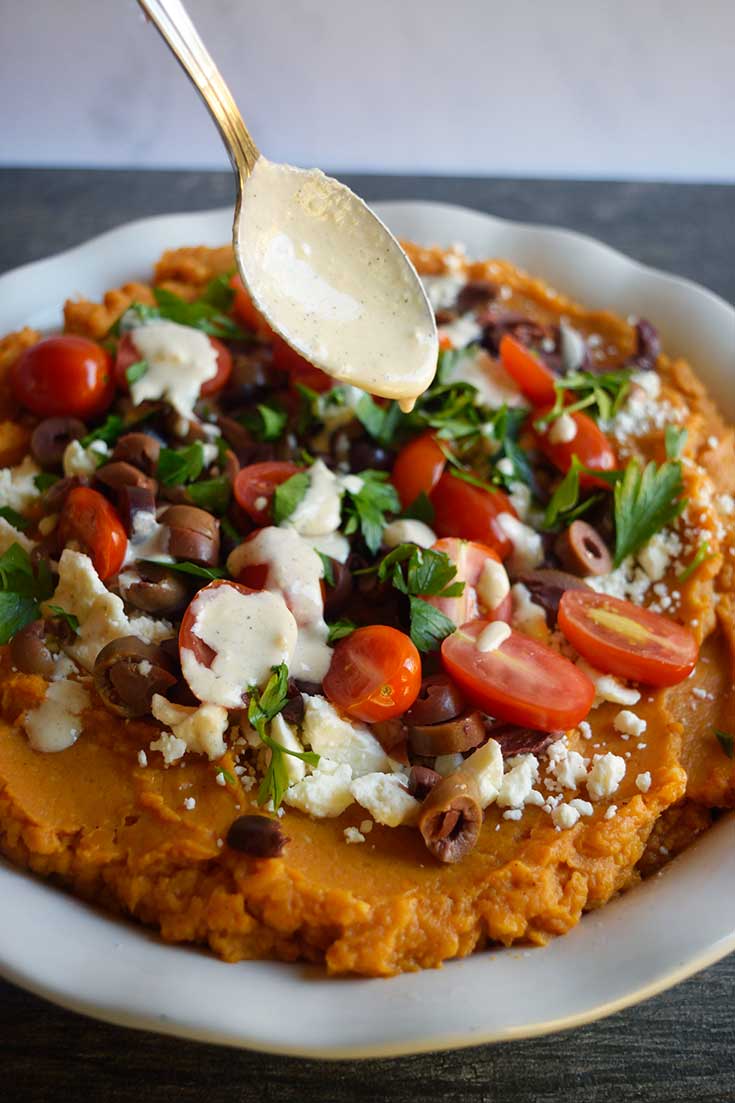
[[2, 0, 734, 180]]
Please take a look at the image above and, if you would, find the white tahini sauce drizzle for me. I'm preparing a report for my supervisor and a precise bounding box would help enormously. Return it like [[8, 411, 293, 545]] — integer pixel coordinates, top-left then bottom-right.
[[129, 320, 219, 420], [476, 621, 512, 653], [236, 158, 438, 412], [23, 680, 90, 753]]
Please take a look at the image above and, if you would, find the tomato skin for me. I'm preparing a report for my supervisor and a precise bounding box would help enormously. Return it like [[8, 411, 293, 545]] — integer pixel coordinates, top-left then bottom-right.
[[534, 406, 618, 488], [427, 538, 511, 626], [229, 274, 270, 335], [233, 461, 302, 525], [323, 625, 422, 723], [558, 589, 698, 686], [115, 331, 231, 396], [391, 432, 447, 510], [430, 471, 517, 559], [12, 336, 115, 419], [441, 620, 596, 731], [59, 487, 127, 580], [180, 580, 257, 669], [499, 334, 557, 405]]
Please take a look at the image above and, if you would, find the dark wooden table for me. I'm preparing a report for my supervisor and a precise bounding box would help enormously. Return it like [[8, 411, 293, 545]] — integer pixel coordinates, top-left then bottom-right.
[[0, 169, 733, 1103]]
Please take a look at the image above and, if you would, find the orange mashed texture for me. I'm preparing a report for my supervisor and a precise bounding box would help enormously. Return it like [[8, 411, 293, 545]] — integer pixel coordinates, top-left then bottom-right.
[[0, 244, 732, 976]]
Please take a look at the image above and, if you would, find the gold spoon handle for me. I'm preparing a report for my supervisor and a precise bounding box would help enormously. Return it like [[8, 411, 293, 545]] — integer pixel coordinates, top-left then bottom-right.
[[136, 0, 260, 178]]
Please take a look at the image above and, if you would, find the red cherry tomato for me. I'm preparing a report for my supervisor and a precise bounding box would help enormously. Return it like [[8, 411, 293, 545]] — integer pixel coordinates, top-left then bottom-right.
[[430, 471, 517, 559], [12, 336, 114, 419], [115, 332, 231, 396], [229, 274, 271, 335], [427, 538, 511, 626], [558, 589, 698, 686], [233, 461, 303, 525], [59, 487, 127, 580], [323, 625, 422, 723], [499, 334, 557, 406], [441, 620, 595, 731], [179, 579, 257, 669], [534, 406, 618, 488], [271, 334, 333, 392], [391, 432, 447, 510]]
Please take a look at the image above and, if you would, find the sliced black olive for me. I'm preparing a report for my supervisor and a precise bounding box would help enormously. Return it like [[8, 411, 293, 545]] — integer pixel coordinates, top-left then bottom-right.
[[9, 621, 56, 678], [30, 417, 85, 470], [93, 637, 177, 718], [160, 505, 220, 566], [405, 674, 466, 727], [122, 562, 191, 616], [112, 432, 161, 475], [554, 520, 612, 577]]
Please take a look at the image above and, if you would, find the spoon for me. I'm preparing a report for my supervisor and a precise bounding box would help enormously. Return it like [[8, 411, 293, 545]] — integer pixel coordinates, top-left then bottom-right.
[[136, 0, 438, 411]]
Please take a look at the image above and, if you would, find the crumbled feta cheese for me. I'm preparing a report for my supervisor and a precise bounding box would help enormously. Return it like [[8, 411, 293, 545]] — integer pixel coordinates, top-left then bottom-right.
[[476, 620, 511, 653], [548, 412, 577, 445], [576, 658, 640, 706], [350, 772, 420, 827], [149, 732, 187, 765], [421, 274, 465, 311], [604, 804, 618, 820], [129, 320, 218, 420], [635, 771, 652, 793], [382, 518, 436, 549], [184, 796, 197, 811], [613, 710, 647, 738], [578, 721, 592, 741], [0, 516, 33, 556], [344, 826, 365, 844], [302, 695, 389, 777], [547, 740, 588, 790], [151, 695, 229, 760], [462, 738, 503, 808], [359, 819, 373, 834], [0, 455, 40, 511], [23, 679, 90, 753], [587, 753, 627, 800], [137, 749, 148, 768], [503, 809, 523, 821], [477, 558, 510, 611], [636, 531, 679, 583], [284, 758, 354, 818], [498, 754, 540, 808], [569, 798, 593, 817], [552, 802, 580, 829], [62, 440, 106, 478], [497, 514, 544, 574]]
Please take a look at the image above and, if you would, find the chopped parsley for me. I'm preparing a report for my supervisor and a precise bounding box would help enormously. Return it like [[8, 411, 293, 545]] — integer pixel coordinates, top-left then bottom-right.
[[272, 471, 310, 525], [542, 456, 617, 530], [408, 598, 457, 652], [0, 543, 54, 645], [677, 541, 712, 583], [535, 367, 632, 428], [316, 551, 335, 586], [80, 414, 126, 449], [342, 470, 400, 554], [125, 358, 149, 385], [46, 605, 80, 635], [327, 618, 357, 644], [152, 286, 248, 342], [239, 401, 288, 443], [377, 543, 463, 651], [715, 730, 734, 760], [0, 506, 29, 531], [400, 490, 435, 524], [157, 441, 205, 486], [142, 559, 226, 580], [250, 665, 319, 810], [613, 457, 685, 566], [665, 425, 688, 460], [215, 766, 237, 786], [188, 475, 232, 515], [33, 472, 59, 493]]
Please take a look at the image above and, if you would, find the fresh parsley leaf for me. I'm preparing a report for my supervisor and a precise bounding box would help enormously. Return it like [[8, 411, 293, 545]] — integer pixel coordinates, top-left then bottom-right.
[[378, 543, 463, 598], [239, 402, 288, 443], [200, 272, 236, 312], [715, 730, 734, 759], [0, 592, 41, 645], [142, 559, 226, 580], [157, 442, 205, 486], [665, 425, 688, 460], [249, 665, 320, 810], [436, 344, 480, 385], [33, 472, 59, 493], [125, 358, 148, 385], [272, 471, 310, 525], [613, 458, 686, 566], [0, 542, 54, 644], [316, 550, 335, 586], [188, 475, 231, 515], [677, 541, 712, 583], [327, 618, 357, 644], [408, 597, 456, 652], [535, 367, 632, 428], [401, 490, 435, 524], [215, 766, 237, 786], [342, 470, 400, 554], [80, 414, 125, 449], [0, 506, 29, 531], [220, 515, 240, 542], [354, 394, 404, 447], [152, 286, 249, 341], [542, 455, 620, 530], [46, 605, 80, 634]]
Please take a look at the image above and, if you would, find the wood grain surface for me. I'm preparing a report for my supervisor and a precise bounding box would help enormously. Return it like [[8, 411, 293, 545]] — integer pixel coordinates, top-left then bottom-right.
[[0, 169, 733, 1103]]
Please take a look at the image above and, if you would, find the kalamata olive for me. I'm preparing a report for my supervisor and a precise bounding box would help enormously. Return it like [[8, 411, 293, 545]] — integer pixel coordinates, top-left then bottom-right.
[[223, 448, 240, 483], [226, 814, 288, 858], [122, 562, 191, 616], [456, 280, 497, 314], [42, 474, 88, 512], [160, 505, 220, 566], [93, 636, 177, 718], [408, 710, 486, 757], [118, 484, 157, 538], [489, 724, 562, 759], [348, 438, 395, 473], [555, 520, 612, 577], [482, 312, 562, 373], [219, 347, 273, 407], [9, 620, 56, 678], [281, 681, 305, 725], [371, 717, 407, 755], [322, 558, 353, 619], [293, 679, 323, 696], [112, 432, 161, 475], [516, 568, 591, 628], [418, 771, 482, 863], [405, 674, 466, 727], [30, 417, 86, 469], [216, 415, 276, 466], [630, 319, 660, 372], [407, 765, 442, 801], [95, 460, 157, 496]]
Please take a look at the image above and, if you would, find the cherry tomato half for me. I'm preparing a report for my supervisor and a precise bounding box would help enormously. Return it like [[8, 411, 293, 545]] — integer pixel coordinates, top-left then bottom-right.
[[558, 589, 698, 686], [391, 432, 447, 511], [441, 620, 595, 731], [430, 471, 517, 559], [233, 461, 303, 525], [323, 625, 421, 723], [499, 334, 557, 406], [427, 538, 511, 626], [534, 406, 618, 488], [12, 336, 115, 419], [59, 487, 127, 580], [115, 332, 232, 396]]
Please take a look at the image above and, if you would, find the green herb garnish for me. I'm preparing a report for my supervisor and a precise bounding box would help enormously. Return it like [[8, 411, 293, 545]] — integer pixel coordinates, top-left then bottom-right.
[[0, 506, 29, 531], [665, 425, 688, 460], [342, 470, 401, 554], [142, 559, 226, 580], [46, 605, 80, 634], [327, 618, 357, 644], [188, 475, 231, 515], [677, 541, 712, 583], [400, 490, 435, 524], [33, 472, 59, 493], [377, 543, 463, 651], [239, 402, 288, 443], [249, 664, 319, 810], [316, 551, 335, 586], [125, 359, 149, 385], [152, 286, 249, 341], [715, 730, 734, 760], [613, 457, 686, 566], [542, 456, 621, 531], [0, 543, 54, 645], [215, 766, 237, 786], [80, 414, 125, 449], [157, 441, 205, 486], [272, 471, 311, 525], [535, 367, 632, 428]]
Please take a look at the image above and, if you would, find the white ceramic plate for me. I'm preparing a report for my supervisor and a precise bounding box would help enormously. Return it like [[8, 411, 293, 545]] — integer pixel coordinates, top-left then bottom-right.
[[0, 202, 733, 1059]]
